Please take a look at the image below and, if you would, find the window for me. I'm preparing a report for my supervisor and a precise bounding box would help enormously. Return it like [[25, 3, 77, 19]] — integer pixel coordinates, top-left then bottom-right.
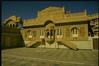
[[46, 29, 55, 39], [40, 30, 44, 36], [56, 28, 63, 39], [13, 24, 15, 27], [27, 30, 32, 35], [33, 31, 36, 37], [9, 24, 15, 27], [10, 24, 13, 27], [50, 29, 54, 38], [56, 29, 59, 35], [56, 28, 62, 35], [95, 19, 98, 25], [40, 30, 44, 39], [45, 22, 55, 39], [71, 27, 79, 37], [27, 30, 37, 39], [47, 31, 50, 38], [27, 30, 32, 39], [16, 22, 19, 27], [50, 29, 54, 36]]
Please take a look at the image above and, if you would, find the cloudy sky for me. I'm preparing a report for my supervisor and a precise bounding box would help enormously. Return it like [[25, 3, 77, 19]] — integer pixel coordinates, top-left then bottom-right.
[[2, 1, 98, 22]]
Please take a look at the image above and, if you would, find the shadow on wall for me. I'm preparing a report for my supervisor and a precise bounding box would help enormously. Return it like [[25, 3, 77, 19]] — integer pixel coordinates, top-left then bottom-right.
[[1, 27, 25, 50]]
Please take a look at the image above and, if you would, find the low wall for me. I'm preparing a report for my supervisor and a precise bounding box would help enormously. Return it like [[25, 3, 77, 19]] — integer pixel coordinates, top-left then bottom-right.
[[70, 40, 93, 49], [2, 27, 25, 49]]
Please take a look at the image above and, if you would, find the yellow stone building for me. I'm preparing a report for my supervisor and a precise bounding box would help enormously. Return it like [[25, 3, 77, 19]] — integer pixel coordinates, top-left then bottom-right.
[[3, 6, 98, 50], [20, 6, 98, 50]]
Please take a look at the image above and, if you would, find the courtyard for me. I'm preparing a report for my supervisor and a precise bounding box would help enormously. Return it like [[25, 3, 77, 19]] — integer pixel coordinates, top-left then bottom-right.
[[2, 47, 98, 66]]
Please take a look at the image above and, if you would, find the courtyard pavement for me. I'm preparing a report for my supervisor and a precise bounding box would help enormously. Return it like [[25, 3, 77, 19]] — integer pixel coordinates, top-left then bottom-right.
[[2, 47, 98, 66]]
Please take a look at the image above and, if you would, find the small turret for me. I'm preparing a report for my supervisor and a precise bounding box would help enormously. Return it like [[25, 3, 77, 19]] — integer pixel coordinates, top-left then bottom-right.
[[3, 16, 23, 29]]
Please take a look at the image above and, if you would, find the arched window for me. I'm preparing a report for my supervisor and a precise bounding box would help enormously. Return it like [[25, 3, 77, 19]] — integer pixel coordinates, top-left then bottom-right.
[[10, 24, 12, 27], [47, 31, 50, 38], [45, 22, 55, 39], [46, 29, 54, 39], [13, 24, 15, 27], [16, 22, 19, 27], [27, 30, 32, 35], [27, 30, 33, 39], [71, 27, 79, 37]]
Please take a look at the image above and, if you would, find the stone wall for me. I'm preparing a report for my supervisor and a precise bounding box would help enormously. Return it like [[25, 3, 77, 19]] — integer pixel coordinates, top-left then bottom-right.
[[21, 22, 89, 49], [63, 24, 88, 41], [70, 40, 93, 49], [1, 27, 25, 49]]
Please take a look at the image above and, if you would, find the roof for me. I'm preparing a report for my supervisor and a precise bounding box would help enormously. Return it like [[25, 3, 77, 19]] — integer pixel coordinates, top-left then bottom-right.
[[39, 6, 64, 13], [4, 16, 21, 25], [88, 13, 99, 20], [23, 7, 98, 27]]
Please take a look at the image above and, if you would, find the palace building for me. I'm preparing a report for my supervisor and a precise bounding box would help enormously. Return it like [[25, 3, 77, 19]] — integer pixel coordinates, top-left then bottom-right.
[[20, 6, 99, 50], [3, 6, 99, 50]]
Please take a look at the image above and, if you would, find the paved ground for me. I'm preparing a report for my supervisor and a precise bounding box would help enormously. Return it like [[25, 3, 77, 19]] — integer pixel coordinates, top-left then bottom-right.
[[2, 47, 98, 66]]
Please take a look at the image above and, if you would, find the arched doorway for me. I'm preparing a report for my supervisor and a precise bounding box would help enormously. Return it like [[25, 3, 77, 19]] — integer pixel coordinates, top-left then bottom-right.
[[44, 20, 55, 44]]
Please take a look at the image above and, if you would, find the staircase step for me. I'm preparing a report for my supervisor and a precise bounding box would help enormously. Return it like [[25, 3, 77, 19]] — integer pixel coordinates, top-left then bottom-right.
[[57, 41, 78, 50]]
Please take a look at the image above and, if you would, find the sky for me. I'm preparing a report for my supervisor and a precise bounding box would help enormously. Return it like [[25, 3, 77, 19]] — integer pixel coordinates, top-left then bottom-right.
[[2, 1, 98, 22]]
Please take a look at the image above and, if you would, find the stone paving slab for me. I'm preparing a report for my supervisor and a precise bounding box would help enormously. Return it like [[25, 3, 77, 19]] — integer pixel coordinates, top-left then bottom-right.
[[2, 48, 98, 66]]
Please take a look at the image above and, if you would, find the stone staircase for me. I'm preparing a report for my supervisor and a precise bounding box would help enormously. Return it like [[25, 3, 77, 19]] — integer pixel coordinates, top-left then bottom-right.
[[25, 39, 78, 50], [57, 41, 78, 50], [26, 41, 41, 48]]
